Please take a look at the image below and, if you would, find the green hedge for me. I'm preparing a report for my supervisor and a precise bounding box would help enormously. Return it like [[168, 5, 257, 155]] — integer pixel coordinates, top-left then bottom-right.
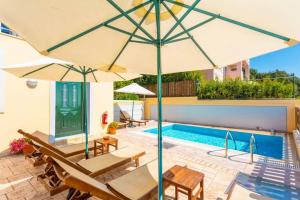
[[198, 79, 295, 99]]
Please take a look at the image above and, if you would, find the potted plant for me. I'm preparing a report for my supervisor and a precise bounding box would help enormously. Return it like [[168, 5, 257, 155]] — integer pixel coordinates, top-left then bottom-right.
[[107, 122, 119, 134], [9, 138, 35, 155], [22, 138, 35, 155]]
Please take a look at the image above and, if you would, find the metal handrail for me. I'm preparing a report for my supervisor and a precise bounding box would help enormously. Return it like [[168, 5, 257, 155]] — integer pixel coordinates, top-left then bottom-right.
[[224, 130, 236, 157], [250, 134, 257, 164]]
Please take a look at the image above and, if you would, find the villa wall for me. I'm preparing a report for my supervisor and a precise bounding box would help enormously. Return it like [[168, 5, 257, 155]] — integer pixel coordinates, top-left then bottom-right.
[[145, 97, 300, 132], [0, 70, 114, 155]]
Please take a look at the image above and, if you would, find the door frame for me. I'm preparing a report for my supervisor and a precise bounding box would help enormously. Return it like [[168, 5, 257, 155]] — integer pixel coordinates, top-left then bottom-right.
[[49, 81, 92, 142]]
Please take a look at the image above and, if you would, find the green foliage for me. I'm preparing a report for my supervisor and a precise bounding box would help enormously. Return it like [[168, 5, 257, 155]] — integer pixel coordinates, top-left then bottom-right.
[[250, 69, 299, 96], [108, 121, 119, 129], [114, 71, 202, 100], [198, 79, 295, 99]]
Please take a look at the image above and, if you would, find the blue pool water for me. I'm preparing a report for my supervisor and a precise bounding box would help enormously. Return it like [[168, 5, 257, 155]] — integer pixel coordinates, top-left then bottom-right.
[[144, 124, 283, 159]]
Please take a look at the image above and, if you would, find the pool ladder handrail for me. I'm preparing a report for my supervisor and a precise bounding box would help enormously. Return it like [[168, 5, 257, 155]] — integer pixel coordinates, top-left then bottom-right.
[[224, 130, 236, 158], [250, 134, 258, 164]]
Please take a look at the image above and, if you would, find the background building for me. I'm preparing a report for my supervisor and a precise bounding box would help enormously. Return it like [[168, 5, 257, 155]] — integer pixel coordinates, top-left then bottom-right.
[[201, 60, 250, 81]]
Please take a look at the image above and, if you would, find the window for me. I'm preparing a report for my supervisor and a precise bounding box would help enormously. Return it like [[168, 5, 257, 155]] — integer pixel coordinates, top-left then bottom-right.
[[1, 23, 18, 36], [230, 67, 237, 71], [0, 70, 4, 113]]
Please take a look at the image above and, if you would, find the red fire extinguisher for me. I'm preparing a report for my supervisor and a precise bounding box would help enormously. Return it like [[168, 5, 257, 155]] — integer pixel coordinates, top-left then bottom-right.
[[102, 112, 108, 125]]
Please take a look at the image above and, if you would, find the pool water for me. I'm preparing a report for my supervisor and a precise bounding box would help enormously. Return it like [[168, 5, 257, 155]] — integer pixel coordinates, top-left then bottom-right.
[[144, 124, 283, 159]]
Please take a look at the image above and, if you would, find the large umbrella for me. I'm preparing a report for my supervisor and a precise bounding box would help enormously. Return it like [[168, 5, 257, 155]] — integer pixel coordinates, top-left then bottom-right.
[[0, 34, 140, 159], [115, 83, 155, 127], [1, 1, 299, 198]]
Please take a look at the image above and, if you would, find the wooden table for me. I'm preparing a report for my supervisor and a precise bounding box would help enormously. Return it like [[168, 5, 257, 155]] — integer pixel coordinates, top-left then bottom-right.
[[163, 165, 204, 200], [94, 136, 118, 156]]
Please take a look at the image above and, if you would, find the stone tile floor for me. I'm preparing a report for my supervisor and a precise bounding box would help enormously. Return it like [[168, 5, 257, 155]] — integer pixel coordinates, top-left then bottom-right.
[[1, 122, 300, 200]]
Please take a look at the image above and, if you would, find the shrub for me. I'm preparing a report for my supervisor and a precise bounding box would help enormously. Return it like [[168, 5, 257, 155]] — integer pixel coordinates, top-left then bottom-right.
[[108, 121, 119, 129], [198, 79, 294, 99]]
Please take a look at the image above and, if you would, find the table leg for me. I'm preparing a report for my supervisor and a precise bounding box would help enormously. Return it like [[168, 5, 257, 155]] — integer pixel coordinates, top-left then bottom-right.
[[116, 141, 118, 150], [200, 181, 204, 200], [93, 140, 97, 157], [188, 189, 192, 200], [175, 186, 178, 200]]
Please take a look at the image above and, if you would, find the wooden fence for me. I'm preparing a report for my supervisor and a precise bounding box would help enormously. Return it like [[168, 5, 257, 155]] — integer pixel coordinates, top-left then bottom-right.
[[145, 80, 197, 97]]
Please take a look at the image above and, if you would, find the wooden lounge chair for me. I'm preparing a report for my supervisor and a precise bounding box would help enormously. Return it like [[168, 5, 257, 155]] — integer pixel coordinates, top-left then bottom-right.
[[50, 158, 171, 200], [38, 145, 145, 196], [120, 110, 148, 126], [18, 129, 95, 166]]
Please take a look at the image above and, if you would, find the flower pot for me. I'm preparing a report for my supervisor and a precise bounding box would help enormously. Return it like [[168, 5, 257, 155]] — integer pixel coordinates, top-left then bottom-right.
[[108, 127, 117, 134], [22, 143, 35, 155]]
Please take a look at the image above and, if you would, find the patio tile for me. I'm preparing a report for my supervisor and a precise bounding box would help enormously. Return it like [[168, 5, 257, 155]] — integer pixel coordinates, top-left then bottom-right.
[[0, 195, 7, 200], [0, 122, 298, 199]]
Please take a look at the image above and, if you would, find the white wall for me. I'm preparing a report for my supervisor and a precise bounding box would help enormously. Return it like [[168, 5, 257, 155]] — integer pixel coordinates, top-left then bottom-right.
[[150, 104, 287, 131], [0, 70, 4, 113], [114, 100, 144, 121]]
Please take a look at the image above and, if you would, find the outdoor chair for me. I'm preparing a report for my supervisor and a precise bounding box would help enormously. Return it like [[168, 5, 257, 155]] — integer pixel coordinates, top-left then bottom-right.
[[18, 129, 95, 166], [50, 158, 171, 200], [120, 110, 148, 126], [38, 145, 145, 196]]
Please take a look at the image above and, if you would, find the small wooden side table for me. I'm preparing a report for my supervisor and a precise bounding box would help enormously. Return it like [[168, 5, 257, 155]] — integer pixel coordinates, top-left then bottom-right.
[[163, 165, 204, 200], [94, 136, 118, 156]]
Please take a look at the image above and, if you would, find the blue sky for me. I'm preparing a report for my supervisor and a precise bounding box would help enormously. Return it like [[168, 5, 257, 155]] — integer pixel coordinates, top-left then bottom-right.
[[250, 43, 300, 77]]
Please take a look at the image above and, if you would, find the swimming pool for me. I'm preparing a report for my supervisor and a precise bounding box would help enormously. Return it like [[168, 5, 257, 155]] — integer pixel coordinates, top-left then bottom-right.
[[144, 124, 283, 159]]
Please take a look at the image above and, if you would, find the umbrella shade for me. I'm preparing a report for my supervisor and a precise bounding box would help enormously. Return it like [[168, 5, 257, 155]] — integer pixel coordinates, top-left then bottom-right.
[[0, 1, 299, 74], [115, 83, 154, 126], [115, 83, 155, 95], [4, 58, 141, 82]]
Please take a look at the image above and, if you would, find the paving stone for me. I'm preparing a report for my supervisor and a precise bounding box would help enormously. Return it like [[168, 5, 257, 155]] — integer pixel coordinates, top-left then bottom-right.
[[0, 195, 7, 200]]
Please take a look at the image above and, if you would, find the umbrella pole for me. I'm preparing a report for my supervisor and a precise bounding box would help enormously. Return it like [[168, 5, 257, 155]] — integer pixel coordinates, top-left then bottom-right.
[[154, 1, 163, 200], [129, 100, 136, 128], [83, 72, 89, 159]]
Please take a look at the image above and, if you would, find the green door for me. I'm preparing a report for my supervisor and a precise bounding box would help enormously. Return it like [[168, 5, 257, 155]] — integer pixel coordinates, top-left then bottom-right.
[[55, 82, 84, 138]]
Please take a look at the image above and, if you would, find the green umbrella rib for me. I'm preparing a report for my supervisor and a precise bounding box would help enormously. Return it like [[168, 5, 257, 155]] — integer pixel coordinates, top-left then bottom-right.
[[107, 3, 155, 71], [107, 0, 155, 41], [162, 2, 217, 68], [162, 0, 202, 41], [21, 63, 54, 77], [166, 0, 291, 42], [46, 0, 152, 53]]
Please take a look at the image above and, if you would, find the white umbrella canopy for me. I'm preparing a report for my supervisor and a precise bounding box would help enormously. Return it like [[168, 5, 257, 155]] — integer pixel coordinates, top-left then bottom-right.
[[115, 83, 154, 126], [3, 58, 141, 82], [0, 0, 299, 74], [115, 83, 155, 95], [0, 33, 141, 82]]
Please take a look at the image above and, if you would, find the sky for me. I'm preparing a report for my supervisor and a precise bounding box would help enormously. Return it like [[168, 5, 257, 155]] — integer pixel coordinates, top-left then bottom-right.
[[250, 43, 300, 77]]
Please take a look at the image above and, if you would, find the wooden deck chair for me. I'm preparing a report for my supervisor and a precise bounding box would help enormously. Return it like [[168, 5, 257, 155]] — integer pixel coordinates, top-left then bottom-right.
[[120, 110, 148, 126], [38, 145, 145, 196], [52, 158, 123, 200], [52, 158, 172, 200], [18, 129, 95, 166], [107, 160, 172, 200]]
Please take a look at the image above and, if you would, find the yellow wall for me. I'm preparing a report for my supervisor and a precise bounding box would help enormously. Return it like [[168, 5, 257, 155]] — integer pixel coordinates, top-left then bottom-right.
[[0, 71, 114, 155], [145, 96, 300, 132], [0, 72, 50, 154], [90, 82, 114, 136]]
